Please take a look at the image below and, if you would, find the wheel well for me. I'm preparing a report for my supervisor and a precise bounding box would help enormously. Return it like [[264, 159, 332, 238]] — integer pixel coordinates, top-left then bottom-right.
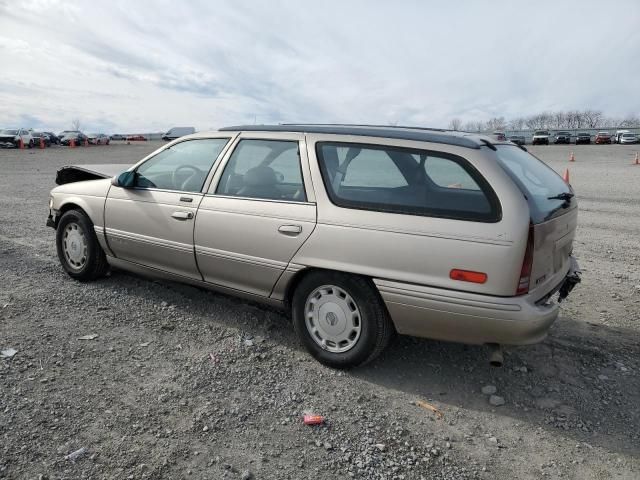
[[54, 203, 87, 227], [283, 267, 381, 310]]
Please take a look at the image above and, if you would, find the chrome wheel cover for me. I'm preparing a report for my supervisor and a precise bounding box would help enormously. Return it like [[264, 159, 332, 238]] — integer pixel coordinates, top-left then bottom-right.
[[62, 222, 88, 270], [304, 284, 362, 353]]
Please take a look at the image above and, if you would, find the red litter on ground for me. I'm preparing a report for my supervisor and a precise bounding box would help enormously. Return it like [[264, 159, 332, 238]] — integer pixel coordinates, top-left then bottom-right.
[[303, 414, 325, 425]]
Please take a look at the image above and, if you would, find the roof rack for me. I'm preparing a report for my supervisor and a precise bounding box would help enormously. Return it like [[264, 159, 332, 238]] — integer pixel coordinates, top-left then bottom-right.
[[218, 124, 484, 149], [279, 123, 451, 133]]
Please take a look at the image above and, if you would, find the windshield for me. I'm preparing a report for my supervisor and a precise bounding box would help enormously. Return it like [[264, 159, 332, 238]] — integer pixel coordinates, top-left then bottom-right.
[[534, 131, 549, 135], [494, 145, 575, 223], [1, 129, 18, 135]]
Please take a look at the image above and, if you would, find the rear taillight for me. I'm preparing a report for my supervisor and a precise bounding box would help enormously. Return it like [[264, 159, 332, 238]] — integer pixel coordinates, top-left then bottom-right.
[[516, 223, 535, 295]]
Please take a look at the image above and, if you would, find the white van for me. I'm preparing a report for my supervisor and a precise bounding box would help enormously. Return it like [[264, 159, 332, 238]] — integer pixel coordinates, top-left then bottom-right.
[[614, 130, 630, 144], [162, 127, 196, 141]]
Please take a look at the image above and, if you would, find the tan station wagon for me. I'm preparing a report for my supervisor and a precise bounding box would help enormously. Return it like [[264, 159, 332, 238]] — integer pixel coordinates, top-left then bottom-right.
[[48, 125, 581, 368]]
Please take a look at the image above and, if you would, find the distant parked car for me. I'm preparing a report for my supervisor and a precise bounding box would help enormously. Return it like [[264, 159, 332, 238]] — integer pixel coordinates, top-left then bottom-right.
[[594, 132, 612, 144], [31, 132, 51, 147], [619, 133, 638, 144], [0, 128, 34, 148], [613, 130, 630, 144], [87, 133, 110, 145], [554, 131, 571, 144], [110, 134, 126, 141], [491, 131, 507, 141], [43, 132, 61, 145], [126, 135, 147, 141], [574, 132, 591, 144], [532, 130, 550, 145], [509, 135, 526, 146], [162, 126, 196, 141], [59, 131, 88, 146]]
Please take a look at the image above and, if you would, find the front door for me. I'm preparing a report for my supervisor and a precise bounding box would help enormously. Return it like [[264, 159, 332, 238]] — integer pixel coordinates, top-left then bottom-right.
[[195, 134, 317, 297], [104, 137, 232, 279]]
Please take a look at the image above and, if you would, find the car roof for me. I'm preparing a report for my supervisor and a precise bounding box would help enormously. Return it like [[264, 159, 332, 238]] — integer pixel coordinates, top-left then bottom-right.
[[217, 124, 509, 149]]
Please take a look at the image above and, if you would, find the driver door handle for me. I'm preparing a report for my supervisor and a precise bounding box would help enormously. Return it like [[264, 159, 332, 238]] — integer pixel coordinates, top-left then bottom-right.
[[171, 211, 194, 220]]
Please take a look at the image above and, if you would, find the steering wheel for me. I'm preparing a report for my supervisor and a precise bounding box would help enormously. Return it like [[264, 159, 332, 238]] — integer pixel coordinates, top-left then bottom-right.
[[172, 165, 203, 191]]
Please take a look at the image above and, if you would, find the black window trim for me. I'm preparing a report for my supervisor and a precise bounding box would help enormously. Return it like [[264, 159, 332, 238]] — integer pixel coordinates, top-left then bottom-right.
[[213, 138, 308, 203], [315, 141, 502, 223]]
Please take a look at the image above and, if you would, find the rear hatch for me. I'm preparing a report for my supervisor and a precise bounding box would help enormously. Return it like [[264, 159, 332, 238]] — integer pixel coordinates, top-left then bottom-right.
[[494, 145, 578, 300]]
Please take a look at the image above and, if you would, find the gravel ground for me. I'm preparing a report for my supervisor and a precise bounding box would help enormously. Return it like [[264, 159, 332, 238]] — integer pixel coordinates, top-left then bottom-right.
[[1, 142, 639, 479]]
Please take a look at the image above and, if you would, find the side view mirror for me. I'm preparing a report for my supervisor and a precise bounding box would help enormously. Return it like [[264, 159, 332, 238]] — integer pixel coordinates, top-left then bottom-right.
[[112, 171, 136, 188]]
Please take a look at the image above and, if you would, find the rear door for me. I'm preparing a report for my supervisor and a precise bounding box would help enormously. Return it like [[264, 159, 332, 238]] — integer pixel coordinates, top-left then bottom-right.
[[195, 132, 316, 297], [494, 145, 578, 298]]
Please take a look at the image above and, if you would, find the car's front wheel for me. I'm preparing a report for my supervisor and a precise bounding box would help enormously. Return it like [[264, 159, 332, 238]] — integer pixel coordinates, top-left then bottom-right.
[[292, 271, 394, 368], [56, 209, 109, 281]]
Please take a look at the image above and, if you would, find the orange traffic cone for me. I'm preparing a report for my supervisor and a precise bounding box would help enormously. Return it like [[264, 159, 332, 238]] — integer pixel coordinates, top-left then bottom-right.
[[39, 137, 45, 149], [18, 137, 24, 149], [563, 168, 570, 184], [569, 151, 575, 162], [69, 138, 75, 148], [634, 152, 639, 165]]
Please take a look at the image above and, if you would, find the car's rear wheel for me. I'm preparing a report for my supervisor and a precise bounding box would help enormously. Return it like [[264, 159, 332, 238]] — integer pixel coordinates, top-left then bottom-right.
[[292, 271, 394, 368], [56, 209, 109, 281]]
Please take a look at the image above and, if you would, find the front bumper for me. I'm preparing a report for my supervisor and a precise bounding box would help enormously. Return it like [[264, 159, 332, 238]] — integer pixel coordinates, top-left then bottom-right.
[[374, 257, 581, 346]]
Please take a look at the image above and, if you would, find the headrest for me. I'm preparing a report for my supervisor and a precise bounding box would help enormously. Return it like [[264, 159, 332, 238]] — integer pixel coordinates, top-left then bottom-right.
[[243, 165, 277, 187]]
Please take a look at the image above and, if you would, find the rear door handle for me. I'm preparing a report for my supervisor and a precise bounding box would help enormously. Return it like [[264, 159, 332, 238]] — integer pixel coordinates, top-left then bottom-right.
[[171, 211, 194, 220], [278, 224, 302, 236]]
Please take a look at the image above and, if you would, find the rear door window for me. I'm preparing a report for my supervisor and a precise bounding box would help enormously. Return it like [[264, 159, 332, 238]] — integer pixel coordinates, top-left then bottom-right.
[[316, 142, 500, 222], [216, 139, 306, 202], [494, 145, 575, 223]]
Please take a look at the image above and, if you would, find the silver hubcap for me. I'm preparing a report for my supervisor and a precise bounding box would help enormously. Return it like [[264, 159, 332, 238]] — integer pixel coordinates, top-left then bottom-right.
[[305, 285, 362, 353], [62, 222, 88, 270]]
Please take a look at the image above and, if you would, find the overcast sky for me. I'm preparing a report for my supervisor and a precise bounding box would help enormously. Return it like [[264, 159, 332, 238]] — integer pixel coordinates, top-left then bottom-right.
[[1, 0, 639, 133]]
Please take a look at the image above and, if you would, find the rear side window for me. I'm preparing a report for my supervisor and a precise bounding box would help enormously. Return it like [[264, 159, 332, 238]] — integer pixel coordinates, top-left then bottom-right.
[[495, 145, 575, 223], [316, 142, 500, 222]]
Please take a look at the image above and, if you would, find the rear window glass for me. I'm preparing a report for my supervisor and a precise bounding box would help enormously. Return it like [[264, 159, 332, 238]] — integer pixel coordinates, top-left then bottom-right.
[[495, 145, 575, 223], [316, 142, 501, 222]]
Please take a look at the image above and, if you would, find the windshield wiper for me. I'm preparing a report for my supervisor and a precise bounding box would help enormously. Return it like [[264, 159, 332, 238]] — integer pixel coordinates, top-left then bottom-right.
[[547, 192, 574, 201]]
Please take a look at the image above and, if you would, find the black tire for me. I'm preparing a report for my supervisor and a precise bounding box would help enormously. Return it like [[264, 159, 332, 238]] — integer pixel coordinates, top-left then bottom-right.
[[28, 139, 34, 149], [292, 271, 394, 368], [56, 209, 109, 281]]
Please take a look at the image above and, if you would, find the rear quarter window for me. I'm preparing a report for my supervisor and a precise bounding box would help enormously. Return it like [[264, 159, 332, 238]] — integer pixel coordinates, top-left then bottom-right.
[[316, 142, 501, 222]]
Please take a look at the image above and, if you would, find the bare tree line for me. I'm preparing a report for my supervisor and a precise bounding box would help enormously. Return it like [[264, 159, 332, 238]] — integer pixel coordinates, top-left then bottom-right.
[[448, 111, 640, 132]]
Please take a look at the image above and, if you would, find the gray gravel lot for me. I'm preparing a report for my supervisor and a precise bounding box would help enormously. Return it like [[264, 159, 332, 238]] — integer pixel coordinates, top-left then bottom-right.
[[1, 142, 639, 479]]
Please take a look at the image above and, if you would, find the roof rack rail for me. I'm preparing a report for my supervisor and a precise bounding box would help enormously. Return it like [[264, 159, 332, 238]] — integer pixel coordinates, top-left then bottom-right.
[[279, 123, 452, 133], [218, 124, 483, 149]]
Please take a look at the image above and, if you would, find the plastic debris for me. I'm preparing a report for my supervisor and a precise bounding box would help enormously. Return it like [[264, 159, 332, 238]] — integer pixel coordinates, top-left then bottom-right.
[[303, 414, 325, 425], [415, 400, 444, 419], [139, 342, 150, 347], [1, 348, 17, 359], [77, 334, 98, 340], [65, 447, 88, 462]]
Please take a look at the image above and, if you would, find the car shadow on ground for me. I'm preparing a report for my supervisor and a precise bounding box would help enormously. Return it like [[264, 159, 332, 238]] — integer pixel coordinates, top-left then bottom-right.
[[102, 270, 640, 457], [354, 317, 639, 457]]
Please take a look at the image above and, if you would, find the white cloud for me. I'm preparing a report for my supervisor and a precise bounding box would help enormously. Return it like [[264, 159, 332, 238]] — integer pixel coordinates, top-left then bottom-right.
[[0, 0, 638, 133]]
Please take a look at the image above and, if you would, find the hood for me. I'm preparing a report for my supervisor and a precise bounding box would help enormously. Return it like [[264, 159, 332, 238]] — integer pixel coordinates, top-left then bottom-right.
[[56, 164, 129, 185]]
